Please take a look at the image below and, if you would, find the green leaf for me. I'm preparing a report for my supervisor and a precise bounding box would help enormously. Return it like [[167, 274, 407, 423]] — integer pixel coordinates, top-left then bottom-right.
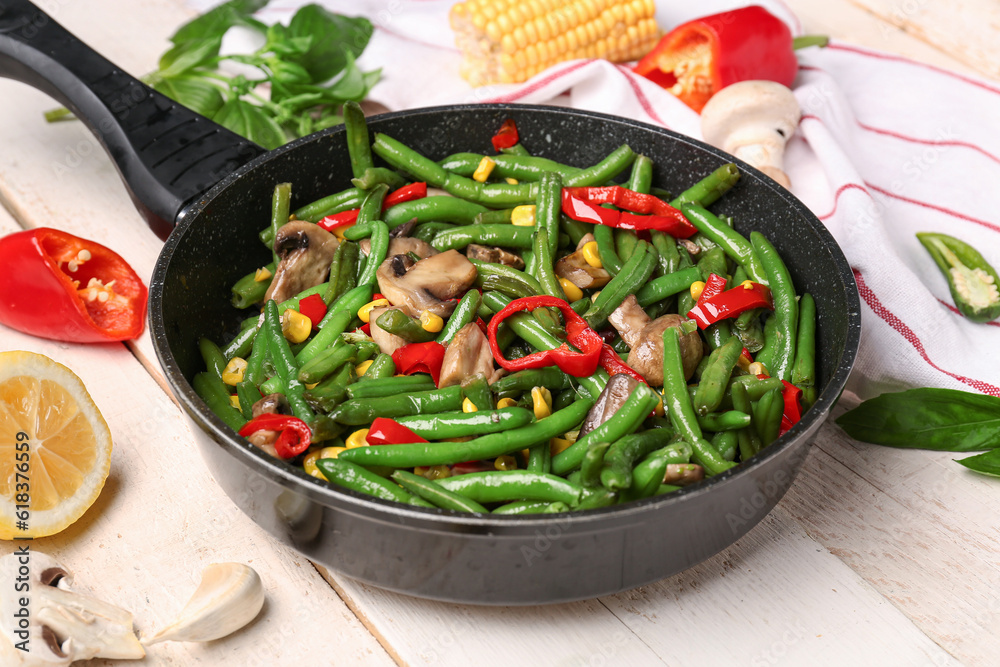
[[285, 4, 374, 83], [265, 57, 312, 85], [835, 388, 1000, 451], [153, 76, 226, 117], [956, 449, 1000, 477], [158, 37, 223, 77], [170, 0, 269, 44], [213, 99, 287, 149]]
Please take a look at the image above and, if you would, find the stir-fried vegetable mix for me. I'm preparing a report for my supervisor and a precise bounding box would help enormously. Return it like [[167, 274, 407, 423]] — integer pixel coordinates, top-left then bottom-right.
[[194, 105, 817, 514]]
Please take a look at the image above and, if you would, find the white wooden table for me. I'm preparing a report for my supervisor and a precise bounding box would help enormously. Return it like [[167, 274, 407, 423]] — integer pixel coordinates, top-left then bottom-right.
[[1, 1, 997, 665]]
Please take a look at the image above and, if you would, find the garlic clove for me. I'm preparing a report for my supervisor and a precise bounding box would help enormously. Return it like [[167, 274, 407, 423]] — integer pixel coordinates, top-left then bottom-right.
[[143, 563, 264, 645]]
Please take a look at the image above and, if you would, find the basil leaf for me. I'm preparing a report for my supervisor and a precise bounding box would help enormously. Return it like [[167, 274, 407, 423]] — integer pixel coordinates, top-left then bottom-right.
[[213, 99, 286, 149], [956, 449, 1000, 477], [170, 0, 269, 44], [158, 37, 222, 77], [835, 388, 1000, 451], [285, 5, 374, 83], [152, 76, 225, 117]]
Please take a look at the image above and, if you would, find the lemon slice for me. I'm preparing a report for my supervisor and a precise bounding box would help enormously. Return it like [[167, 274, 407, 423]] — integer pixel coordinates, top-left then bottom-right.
[[0, 351, 112, 539]]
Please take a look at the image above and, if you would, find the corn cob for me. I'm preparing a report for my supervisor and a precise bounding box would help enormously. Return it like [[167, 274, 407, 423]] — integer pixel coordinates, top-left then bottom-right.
[[450, 0, 660, 87]]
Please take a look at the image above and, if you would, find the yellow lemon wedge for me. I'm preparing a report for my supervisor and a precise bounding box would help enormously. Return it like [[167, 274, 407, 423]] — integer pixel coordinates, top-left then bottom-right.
[[0, 351, 112, 539]]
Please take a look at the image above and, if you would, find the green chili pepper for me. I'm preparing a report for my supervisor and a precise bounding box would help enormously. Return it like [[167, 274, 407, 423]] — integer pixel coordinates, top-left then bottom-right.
[[917, 232, 1000, 322]]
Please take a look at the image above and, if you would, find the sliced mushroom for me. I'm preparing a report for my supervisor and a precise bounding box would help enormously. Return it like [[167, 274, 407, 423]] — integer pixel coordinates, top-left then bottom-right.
[[664, 463, 705, 486], [678, 238, 701, 257], [608, 295, 703, 384], [555, 233, 611, 289], [245, 393, 290, 458], [368, 306, 410, 356], [0, 551, 145, 666], [360, 236, 438, 260], [579, 373, 642, 438], [438, 322, 494, 388], [376, 249, 478, 318], [466, 243, 525, 270], [265, 221, 340, 303]]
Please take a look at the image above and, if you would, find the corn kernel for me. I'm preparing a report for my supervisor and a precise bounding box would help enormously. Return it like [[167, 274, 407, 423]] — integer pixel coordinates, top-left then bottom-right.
[[254, 266, 272, 282], [310, 446, 347, 479], [229, 394, 241, 409], [346, 429, 370, 449], [748, 361, 768, 377], [654, 397, 665, 417], [741, 280, 756, 290], [690, 280, 707, 301], [736, 352, 753, 373], [355, 359, 374, 376], [359, 298, 390, 323], [505, 177, 519, 185], [511, 204, 537, 226], [332, 224, 354, 241], [418, 464, 451, 480], [462, 397, 479, 413], [531, 386, 552, 419], [281, 309, 312, 343], [581, 241, 602, 268], [302, 449, 326, 479], [305, 381, 319, 390], [559, 277, 583, 302], [495, 454, 518, 470], [591, 291, 601, 302], [420, 310, 444, 333], [221, 357, 247, 386], [497, 397, 518, 409], [473, 155, 496, 182], [550, 437, 574, 456]]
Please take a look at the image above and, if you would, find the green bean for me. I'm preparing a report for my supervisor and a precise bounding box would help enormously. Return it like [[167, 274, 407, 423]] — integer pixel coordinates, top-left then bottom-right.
[[526, 437, 552, 474], [199, 337, 227, 379], [439, 152, 583, 181], [235, 380, 258, 420], [470, 258, 542, 296], [474, 208, 514, 225], [751, 231, 798, 382], [290, 188, 364, 225], [492, 500, 567, 515], [500, 143, 531, 157], [560, 214, 592, 247], [357, 352, 395, 381], [620, 456, 670, 502], [328, 385, 464, 425], [600, 427, 675, 491], [791, 293, 817, 409], [303, 362, 354, 412], [693, 335, 743, 416], [482, 275, 534, 299], [269, 182, 292, 264], [243, 323, 268, 387], [670, 163, 741, 208], [347, 375, 437, 398], [727, 375, 785, 401], [635, 266, 702, 308], [583, 241, 657, 330], [337, 398, 592, 468], [375, 309, 436, 343], [462, 375, 494, 411], [712, 430, 739, 461], [193, 371, 246, 431], [704, 320, 733, 351], [298, 341, 356, 385], [615, 229, 641, 263], [392, 470, 489, 513], [351, 167, 407, 191], [437, 471, 585, 506], [436, 289, 482, 344], [396, 407, 534, 439], [491, 367, 573, 394], [264, 299, 315, 423], [592, 223, 623, 276], [661, 327, 734, 476], [316, 458, 418, 504], [343, 101, 374, 180], [357, 220, 389, 286], [697, 410, 752, 432], [734, 313, 766, 354], [309, 417, 345, 445], [650, 231, 680, 276], [753, 386, 784, 447], [231, 262, 275, 309], [537, 171, 562, 263], [296, 284, 373, 364], [371, 133, 450, 184], [356, 184, 388, 228], [382, 197, 488, 229], [563, 144, 635, 187], [412, 222, 455, 243], [731, 381, 761, 460], [533, 228, 566, 299], [431, 224, 535, 251], [680, 203, 768, 285], [580, 442, 612, 489], [626, 154, 653, 194]]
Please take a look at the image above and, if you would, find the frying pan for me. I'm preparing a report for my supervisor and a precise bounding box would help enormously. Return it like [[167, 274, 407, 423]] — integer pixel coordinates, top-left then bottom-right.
[[0, 1, 861, 604]]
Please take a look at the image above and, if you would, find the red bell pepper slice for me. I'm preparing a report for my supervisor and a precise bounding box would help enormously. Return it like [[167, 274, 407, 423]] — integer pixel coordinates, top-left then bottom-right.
[[318, 182, 428, 232], [238, 413, 312, 460], [560, 187, 698, 238], [366, 417, 428, 446], [778, 380, 803, 436], [687, 282, 773, 329], [297, 293, 328, 328], [0, 227, 147, 343], [698, 273, 728, 304], [598, 344, 647, 385], [392, 341, 447, 386], [633, 6, 800, 113], [491, 118, 519, 152], [486, 296, 603, 377]]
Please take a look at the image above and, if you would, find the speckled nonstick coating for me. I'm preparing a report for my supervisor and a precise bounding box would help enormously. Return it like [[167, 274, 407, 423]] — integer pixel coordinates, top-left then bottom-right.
[[150, 104, 861, 604]]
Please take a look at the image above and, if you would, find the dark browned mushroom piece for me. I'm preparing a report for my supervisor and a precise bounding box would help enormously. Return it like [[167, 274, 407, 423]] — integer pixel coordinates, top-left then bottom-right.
[[554, 233, 611, 289], [376, 249, 478, 318], [608, 295, 703, 384], [438, 321, 495, 388], [465, 243, 525, 270], [368, 305, 410, 356], [264, 221, 340, 303], [664, 463, 705, 486], [578, 373, 642, 438]]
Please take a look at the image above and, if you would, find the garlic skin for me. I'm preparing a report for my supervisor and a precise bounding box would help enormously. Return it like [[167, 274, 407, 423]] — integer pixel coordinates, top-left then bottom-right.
[[143, 563, 264, 645]]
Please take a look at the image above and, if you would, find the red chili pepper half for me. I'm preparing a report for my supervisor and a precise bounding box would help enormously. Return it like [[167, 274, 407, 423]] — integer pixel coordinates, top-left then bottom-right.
[[598, 344, 647, 385], [0, 227, 147, 343], [779, 380, 803, 436], [560, 187, 698, 238], [392, 341, 447, 386], [297, 294, 328, 328], [238, 413, 312, 460], [366, 417, 428, 446], [698, 273, 729, 304], [318, 182, 428, 232], [491, 118, 519, 152], [633, 6, 799, 113], [487, 296, 603, 377], [687, 282, 773, 329]]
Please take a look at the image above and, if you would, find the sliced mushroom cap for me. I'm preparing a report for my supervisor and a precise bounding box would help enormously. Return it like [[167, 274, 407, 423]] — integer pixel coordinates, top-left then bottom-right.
[[664, 463, 705, 486], [252, 393, 289, 418], [579, 373, 642, 438], [361, 236, 438, 260], [438, 321, 495, 388], [466, 243, 525, 270], [368, 306, 410, 357], [555, 234, 611, 289], [609, 296, 703, 384], [376, 249, 478, 318], [265, 221, 340, 303]]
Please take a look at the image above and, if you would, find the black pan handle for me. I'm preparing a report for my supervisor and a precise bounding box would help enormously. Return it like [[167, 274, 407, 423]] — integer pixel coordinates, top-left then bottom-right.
[[0, 1, 266, 239]]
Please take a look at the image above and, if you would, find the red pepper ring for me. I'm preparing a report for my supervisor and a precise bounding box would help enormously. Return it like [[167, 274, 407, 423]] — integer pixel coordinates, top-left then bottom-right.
[[318, 182, 428, 232], [238, 413, 312, 460], [366, 417, 428, 446], [0, 227, 148, 343], [487, 296, 603, 377], [687, 282, 774, 329], [598, 344, 647, 386], [560, 189, 698, 239]]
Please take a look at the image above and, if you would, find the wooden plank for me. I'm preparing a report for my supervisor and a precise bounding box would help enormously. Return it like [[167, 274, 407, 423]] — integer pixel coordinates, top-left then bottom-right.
[[326, 499, 957, 666]]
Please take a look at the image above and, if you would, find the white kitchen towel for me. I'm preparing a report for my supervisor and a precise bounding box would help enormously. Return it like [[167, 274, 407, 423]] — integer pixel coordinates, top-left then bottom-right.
[[192, 0, 1000, 399]]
